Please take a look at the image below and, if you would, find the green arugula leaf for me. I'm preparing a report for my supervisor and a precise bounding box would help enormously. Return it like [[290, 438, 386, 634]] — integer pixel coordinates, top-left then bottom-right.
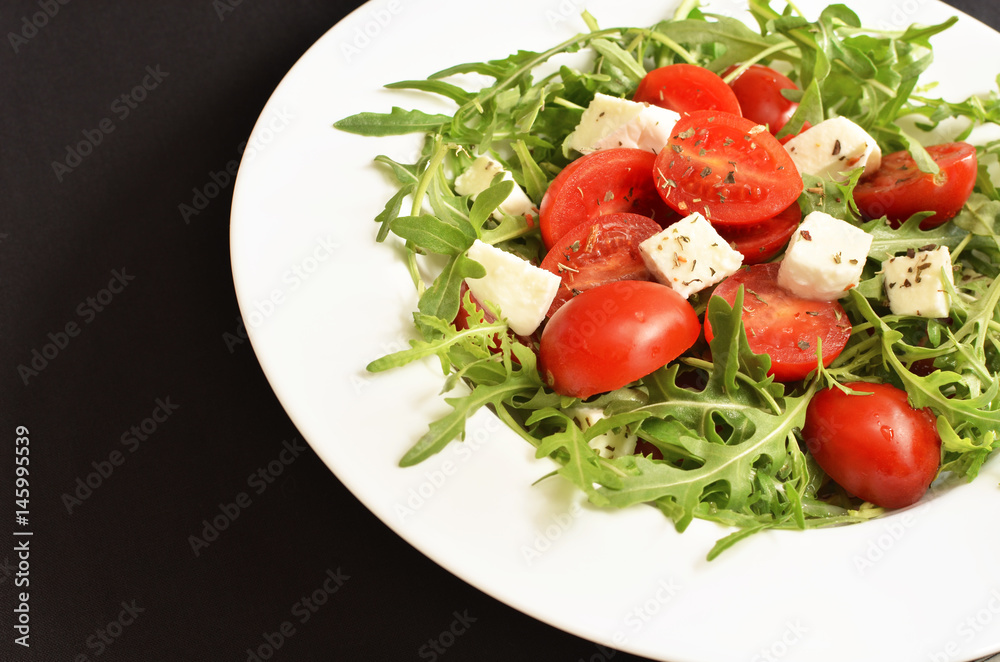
[[512, 139, 549, 203], [590, 38, 646, 82], [374, 154, 423, 185], [374, 184, 413, 242], [367, 315, 507, 374], [657, 16, 786, 72], [390, 215, 477, 255], [384, 79, 472, 105], [863, 214, 969, 263], [953, 192, 1000, 253], [400, 372, 540, 466], [797, 171, 862, 223], [418, 254, 485, 322], [469, 180, 515, 232], [531, 410, 622, 506], [334, 107, 452, 136]]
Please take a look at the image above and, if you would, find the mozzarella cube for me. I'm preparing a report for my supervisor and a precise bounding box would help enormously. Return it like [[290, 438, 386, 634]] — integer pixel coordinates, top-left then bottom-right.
[[783, 116, 882, 181], [638, 212, 744, 299], [564, 93, 680, 155], [591, 105, 681, 154], [465, 240, 560, 336], [777, 211, 872, 301], [572, 407, 638, 460], [882, 246, 954, 318], [454, 156, 535, 219]]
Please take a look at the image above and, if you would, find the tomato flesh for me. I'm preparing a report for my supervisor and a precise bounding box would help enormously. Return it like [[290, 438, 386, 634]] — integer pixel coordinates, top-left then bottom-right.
[[853, 142, 978, 229], [704, 263, 851, 381], [654, 111, 803, 226], [633, 64, 742, 116], [716, 202, 801, 265], [725, 64, 800, 135], [539, 280, 700, 398], [540, 213, 662, 317], [539, 148, 675, 249], [802, 382, 941, 509]]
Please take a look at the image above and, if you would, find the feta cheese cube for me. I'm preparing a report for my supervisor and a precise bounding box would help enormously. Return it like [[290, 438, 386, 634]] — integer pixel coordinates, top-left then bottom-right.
[[591, 105, 681, 154], [564, 93, 680, 155], [777, 211, 872, 301], [465, 240, 560, 336], [454, 156, 535, 219], [882, 246, 954, 318], [783, 116, 882, 182], [571, 407, 638, 460], [638, 212, 744, 298]]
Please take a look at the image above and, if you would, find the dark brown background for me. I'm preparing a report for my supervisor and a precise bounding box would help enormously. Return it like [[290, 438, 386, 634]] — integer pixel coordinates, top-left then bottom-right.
[[2, 1, 999, 660]]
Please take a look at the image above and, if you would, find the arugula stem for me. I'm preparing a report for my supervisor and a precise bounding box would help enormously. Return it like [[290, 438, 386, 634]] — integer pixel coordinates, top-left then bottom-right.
[[643, 30, 698, 65], [721, 40, 798, 83], [849, 322, 874, 335], [494, 402, 540, 449], [950, 232, 973, 261], [403, 136, 452, 294], [672, 0, 699, 21], [785, 0, 806, 17], [827, 335, 881, 376]]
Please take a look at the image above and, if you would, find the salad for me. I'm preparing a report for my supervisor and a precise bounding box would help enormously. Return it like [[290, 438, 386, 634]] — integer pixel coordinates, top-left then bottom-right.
[[335, 0, 1000, 558]]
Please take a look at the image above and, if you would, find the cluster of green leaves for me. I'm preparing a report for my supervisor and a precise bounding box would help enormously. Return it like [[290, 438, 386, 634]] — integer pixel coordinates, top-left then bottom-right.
[[336, 2, 1000, 557]]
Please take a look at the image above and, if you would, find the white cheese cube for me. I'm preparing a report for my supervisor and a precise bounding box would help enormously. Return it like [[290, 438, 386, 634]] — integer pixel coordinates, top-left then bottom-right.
[[571, 407, 638, 460], [882, 246, 954, 318], [465, 240, 560, 336], [564, 93, 680, 155], [638, 212, 744, 299], [591, 105, 681, 154], [454, 156, 535, 219], [783, 116, 882, 182], [777, 211, 872, 301]]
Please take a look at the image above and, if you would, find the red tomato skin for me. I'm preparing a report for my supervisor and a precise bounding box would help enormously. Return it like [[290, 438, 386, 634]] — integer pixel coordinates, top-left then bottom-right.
[[853, 142, 978, 229], [716, 202, 802, 265], [725, 64, 800, 134], [539, 280, 700, 399], [704, 263, 851, 382], [540, 213, 662, 317], [802, 382, 941, 509], [654, 111, 803, 226], [633, 64, 742, 116], [539, 149, 675, 248]]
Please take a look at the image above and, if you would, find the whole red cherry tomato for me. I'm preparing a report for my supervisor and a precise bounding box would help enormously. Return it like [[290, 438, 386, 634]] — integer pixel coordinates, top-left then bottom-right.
[[725, 64, 800, 134], [802, 382, 941, 509]]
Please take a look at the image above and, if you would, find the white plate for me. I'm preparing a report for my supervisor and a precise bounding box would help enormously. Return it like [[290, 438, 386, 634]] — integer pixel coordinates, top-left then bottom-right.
[[230, 2, 1000, 660]]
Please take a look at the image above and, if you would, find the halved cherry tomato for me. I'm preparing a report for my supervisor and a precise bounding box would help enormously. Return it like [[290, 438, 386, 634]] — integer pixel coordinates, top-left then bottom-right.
[[539, 148, 675, 249], [633, 64, 742, 116], [704, 263, 851, 381], [802, 382, 941, 509], [654, 111, 803, 226], [539, 213, 662, 317], [539, 280, 700, 398], [724, 64, 799, 135], [853, 142, 977, 229], [716, 203, 802, 265]]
